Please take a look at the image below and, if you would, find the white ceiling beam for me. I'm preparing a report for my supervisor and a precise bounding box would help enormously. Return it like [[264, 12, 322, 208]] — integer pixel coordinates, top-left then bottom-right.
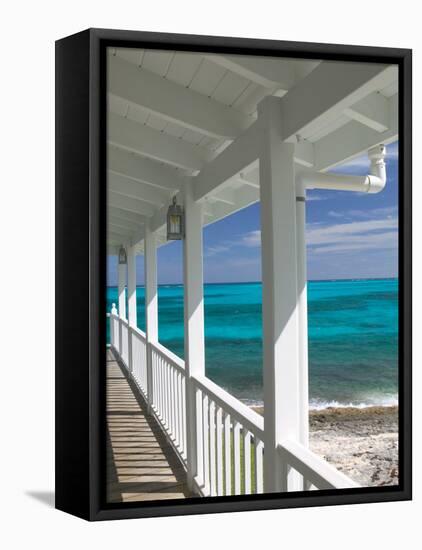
[[279, 62, 397, 141], [193, 121, 261, 202], [314, 95, 398, 171], [108, 171, 169, 206], [207, 188, 236, 206], [108, 55, 251, 139], [130, 226, 145, 248], [108, 207, 147, 225], [206, 54, 296, 90], [108, 191, 157, 217], [108, 231, 130, 244], [237, 174, 259, 189], [204, 186, 260, 226], [108, 224, 132, 237], [292, 60, 321, 80], [344, 91, 391, 133], [108, 215, 141, 232], [108, 147, 186, 192], [295, 140, 314, 167], [108, 112, 208, 171]]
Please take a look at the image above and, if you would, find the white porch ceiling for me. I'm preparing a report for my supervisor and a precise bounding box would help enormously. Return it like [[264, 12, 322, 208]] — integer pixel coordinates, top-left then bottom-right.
[[106, 47, 398, 254]]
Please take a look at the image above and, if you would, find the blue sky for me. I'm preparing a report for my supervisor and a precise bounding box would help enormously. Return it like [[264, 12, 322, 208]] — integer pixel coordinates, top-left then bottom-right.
[[108, 141, 398, 285]]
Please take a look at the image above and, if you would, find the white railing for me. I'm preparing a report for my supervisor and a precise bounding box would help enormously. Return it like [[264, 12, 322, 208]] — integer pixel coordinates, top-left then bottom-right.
[[150, 341, 187, 462], [131, 326, 148, 396], [193, 375, 264, 496], [120, 320, 129, 366], [278, 440, 359, 491], [110, 311, 120, 351], [109, 311, 358, 496]]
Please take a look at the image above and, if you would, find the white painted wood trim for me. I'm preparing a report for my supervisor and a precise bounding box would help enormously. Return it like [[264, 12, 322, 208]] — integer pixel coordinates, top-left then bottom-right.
[[280, 63, 397, 141], [144, 225, 158, 411], [118, 262, 127, 320], [296, 184, 309, 449], [109, 112, 209, 171], [127, 245, 137, 328], [183, 182, 206, 490], [259, 97, 301, 493], [108, 55, 251, 139], [278, 440, 359, 489]]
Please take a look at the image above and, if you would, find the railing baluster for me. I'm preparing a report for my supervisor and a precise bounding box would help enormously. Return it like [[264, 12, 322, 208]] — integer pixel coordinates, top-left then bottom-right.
[[171, 366, 176, 438], [157, 354, 161, 418], [177, 371, 182, 452], [174, 369, 179, 447], [244, 430, 251, 494], [224, 413, 231, 496], [216, 407, 223, 496], [195, 387, 204, 486], [168, 363, 173, 434], [182, 376, 187, 460], [159, 354, 163, 418], [152, 350, 156, 410], [209, 401, 217, 496], [168, 361, 173, 433], [202, 393, 210, 494], [254, 437, 264, 494], [233, 421, 241, 495], [165, 357, 169, 428]]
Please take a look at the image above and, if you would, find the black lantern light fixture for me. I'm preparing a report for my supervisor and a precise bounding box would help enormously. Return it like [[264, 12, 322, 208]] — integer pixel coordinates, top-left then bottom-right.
[[118, 245, 127, 265], [166, 196, 184, 240]]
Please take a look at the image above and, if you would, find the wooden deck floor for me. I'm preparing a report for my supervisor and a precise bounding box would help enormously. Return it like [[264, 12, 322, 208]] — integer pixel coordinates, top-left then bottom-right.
[[106, 349, 192, 503]]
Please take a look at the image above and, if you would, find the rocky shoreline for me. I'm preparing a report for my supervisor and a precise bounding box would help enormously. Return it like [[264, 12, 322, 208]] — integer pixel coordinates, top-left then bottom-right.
[[251, 405, 398, 487]]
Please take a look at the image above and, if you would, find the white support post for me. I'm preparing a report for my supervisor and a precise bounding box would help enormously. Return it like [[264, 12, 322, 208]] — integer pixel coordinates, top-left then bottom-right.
[[183, 181, 206, 492], [110, 302, 118, 349], [145, 225, 158, 412], [296, 181, 310, 449], [258, 97, 301, 493], [118, 257, 127, 356], [118, 260, 127, 319], [127, 245, 137, 374]]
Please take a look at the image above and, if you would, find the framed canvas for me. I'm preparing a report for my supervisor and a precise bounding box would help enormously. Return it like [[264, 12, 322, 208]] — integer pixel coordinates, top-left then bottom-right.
[[55, 28, 412, 521]]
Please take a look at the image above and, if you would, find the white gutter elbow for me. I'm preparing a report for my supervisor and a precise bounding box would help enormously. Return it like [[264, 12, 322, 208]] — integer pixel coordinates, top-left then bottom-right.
[[365, 144, 387, 193], [298, 144, 387, 194]]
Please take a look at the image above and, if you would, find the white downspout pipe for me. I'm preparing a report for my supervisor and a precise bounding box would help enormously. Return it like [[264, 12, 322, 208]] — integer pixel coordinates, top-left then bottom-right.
[[298, 144, 387, 193]]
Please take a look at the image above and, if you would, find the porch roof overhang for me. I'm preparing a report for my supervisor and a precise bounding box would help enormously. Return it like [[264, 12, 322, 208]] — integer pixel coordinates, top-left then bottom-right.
[[106, 47, 398, 254]]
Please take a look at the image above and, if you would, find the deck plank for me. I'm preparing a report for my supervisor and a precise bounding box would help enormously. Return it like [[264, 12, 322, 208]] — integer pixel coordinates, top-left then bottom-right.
[[107, 350, 191, 503]]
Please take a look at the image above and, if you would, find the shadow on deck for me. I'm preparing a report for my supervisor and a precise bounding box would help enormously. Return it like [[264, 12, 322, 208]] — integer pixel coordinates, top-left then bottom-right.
[[106, 349, 192, 502]]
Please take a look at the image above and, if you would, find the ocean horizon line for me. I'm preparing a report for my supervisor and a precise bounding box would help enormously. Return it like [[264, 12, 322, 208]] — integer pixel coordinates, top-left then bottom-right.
[[106, 276, 398, 288]]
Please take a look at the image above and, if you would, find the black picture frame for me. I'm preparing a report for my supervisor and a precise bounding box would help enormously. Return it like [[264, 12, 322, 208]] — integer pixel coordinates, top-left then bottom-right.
[[55, 28, 412, 521]]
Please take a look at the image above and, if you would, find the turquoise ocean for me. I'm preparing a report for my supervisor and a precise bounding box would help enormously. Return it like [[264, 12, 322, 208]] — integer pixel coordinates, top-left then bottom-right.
[[107, 278, 398, 410]]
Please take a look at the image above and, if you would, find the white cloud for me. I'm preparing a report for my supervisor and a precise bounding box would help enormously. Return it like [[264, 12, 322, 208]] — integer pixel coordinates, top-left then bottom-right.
[[310, 231, 397, 254], [241, 230, 261, 247], [346, 206, 397, 219], [328, 210, 344, 218], [206, 206, 398, 262], [307, 217, 398, 255], [204, 244, 232, 257], [306, 193, 328, 201]]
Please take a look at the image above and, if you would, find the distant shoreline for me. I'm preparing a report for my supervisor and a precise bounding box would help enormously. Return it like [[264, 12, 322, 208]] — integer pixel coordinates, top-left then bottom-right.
[[251, 404, 398, 417], [106, 276, 398, 288]]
